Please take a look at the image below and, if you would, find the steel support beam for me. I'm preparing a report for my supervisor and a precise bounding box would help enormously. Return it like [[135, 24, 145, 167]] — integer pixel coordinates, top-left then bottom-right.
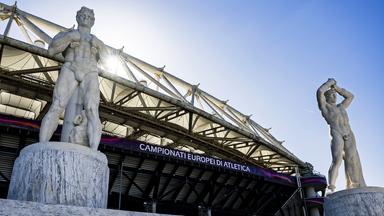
[[142, 161, 166, 199], [170, 167, 194, 201], [158, 164, 179, 200], [124, 158, 145, 196], [1, 65, 61, 75], [0, 36, 304, 172]]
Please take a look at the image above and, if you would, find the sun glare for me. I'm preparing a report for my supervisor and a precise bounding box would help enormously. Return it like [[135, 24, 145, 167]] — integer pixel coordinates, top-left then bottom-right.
[[103, 55, 128, 79]]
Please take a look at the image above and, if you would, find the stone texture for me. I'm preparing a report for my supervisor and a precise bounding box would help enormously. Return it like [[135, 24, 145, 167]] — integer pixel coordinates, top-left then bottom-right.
[[0, 199, 176, 216], [317, 79, 366, 192], [324, 187, 384, 216], [40, 7, 106, 151], [7, 142, 109, 208]]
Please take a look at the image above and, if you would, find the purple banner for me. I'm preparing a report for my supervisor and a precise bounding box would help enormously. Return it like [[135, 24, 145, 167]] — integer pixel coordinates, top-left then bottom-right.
[[0, 113, 296, 186], [102, 137, 296, 185], [138, 142, 251, 172]]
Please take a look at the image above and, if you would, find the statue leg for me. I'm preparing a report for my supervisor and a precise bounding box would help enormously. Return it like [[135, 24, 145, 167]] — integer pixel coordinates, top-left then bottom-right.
[[328, 134, 344, 191], [344, 132, 366, 188], [61, 88, 83, 142], [39, 68, 78, 142], [81, 74, 101, 150]]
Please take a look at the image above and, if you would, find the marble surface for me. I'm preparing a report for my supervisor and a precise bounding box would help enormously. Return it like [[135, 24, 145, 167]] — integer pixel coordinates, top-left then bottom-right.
[[317, 79, 366, 192], [7, 142, 109, 208], [0, 199, 176, 216], [40, 7, 106, 150], [324, 187, 384, 216]]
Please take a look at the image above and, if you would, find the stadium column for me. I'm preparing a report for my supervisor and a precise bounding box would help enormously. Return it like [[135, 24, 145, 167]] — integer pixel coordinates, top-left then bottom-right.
[[304, 186, 321, 216], [298, 163, 326, 216]]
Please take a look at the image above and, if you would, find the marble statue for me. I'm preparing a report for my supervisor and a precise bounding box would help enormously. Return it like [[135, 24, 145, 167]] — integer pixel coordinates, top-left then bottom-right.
[[317, 78, 366, 192], [8, 7, 113, 208], [39, 7, 109, 150]]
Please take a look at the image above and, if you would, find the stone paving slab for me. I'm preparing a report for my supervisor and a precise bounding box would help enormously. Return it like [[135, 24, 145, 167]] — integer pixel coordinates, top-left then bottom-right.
[[0, 199, 178, 216]]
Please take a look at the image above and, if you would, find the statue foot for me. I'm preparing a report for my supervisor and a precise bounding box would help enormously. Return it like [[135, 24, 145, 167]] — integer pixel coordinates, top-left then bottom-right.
[[348, 182, 364, 189], [327, 184, 336, 194], [90, 143, 98, 151]]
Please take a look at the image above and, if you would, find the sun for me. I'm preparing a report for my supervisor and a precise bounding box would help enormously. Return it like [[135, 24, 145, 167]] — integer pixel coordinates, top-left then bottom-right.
[[102, 54, 128, 79]]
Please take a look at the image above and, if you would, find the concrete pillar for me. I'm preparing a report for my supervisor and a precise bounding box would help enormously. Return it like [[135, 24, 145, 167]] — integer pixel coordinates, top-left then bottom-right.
[[305, 186, 317, 198], [309, 207, 320, 216], [303, 186, 320, 216]]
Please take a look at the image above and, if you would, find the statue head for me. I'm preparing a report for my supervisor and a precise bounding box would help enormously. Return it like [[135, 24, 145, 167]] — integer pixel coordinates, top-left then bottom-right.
[[325, 88, 336, 104], [76, 6, 95, 28]]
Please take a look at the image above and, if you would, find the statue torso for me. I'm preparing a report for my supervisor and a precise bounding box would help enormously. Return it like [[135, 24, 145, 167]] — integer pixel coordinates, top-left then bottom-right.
[[63, 30, 99, 81], [324, 104, 352, 136]]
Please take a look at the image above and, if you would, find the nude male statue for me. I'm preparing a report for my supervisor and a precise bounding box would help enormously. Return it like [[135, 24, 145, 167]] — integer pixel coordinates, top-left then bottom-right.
[[317, 78, 366, 192], [39, 7, 108, 150]]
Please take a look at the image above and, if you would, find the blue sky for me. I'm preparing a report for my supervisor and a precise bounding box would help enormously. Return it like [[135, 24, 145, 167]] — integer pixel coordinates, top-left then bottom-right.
[[4, 0, 383, 190]]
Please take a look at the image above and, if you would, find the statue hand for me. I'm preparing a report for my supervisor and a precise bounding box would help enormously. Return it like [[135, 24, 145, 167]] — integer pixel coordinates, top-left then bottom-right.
[[333, 85, 342, 93], [327, 78, 336, 86], [70, 42, 80, 48], [68, 30, 81, 40]]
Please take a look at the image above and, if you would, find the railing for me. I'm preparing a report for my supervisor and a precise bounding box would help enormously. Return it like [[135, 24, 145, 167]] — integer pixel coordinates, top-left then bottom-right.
[[274, 188, 305, 216]]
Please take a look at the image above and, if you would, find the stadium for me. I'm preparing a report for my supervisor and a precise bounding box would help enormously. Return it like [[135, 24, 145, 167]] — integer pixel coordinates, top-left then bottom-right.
[[0, 2, 326, 215]]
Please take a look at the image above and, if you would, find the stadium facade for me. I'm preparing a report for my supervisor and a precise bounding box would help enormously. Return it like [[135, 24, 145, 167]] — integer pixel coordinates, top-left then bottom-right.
[[0, 2, 326, 215]]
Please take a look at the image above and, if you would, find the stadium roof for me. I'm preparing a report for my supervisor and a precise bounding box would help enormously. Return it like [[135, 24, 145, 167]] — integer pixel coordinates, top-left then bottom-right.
[[0, 2, 306, 174]]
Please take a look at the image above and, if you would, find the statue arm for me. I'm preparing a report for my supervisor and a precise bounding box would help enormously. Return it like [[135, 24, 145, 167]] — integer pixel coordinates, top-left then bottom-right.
[[92, 36, 122, 70], [48, 31, 78, 56], [334, 85, 354, 108], [316, 78, 336, 112], [92, 37, 110, 64]]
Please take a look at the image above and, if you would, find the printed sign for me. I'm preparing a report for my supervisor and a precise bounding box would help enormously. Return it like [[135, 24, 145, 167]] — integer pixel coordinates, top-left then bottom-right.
[[138, 143, 251, 172]]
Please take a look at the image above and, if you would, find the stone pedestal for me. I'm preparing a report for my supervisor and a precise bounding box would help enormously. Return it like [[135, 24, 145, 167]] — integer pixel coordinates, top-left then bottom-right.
[[324, 187, 384, 216], [7, 142, 109, 208]]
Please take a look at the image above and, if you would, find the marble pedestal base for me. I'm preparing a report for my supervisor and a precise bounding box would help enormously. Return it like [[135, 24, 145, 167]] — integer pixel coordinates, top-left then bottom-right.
[[7, 142, 109, 208], [324, 187, 384, 216]]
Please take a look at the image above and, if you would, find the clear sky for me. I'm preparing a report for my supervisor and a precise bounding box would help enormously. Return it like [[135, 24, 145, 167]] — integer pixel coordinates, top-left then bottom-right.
[[3, 0, 383, 190]]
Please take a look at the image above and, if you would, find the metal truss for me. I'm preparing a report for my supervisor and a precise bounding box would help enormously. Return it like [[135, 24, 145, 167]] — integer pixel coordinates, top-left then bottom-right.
[[0, 125, 297, 215], [0, 2, 305, 173]]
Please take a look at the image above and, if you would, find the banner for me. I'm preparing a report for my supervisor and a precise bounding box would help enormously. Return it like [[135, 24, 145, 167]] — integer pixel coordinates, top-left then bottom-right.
[[0, 113, 296, 185], [138, 143, 251, 172]]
